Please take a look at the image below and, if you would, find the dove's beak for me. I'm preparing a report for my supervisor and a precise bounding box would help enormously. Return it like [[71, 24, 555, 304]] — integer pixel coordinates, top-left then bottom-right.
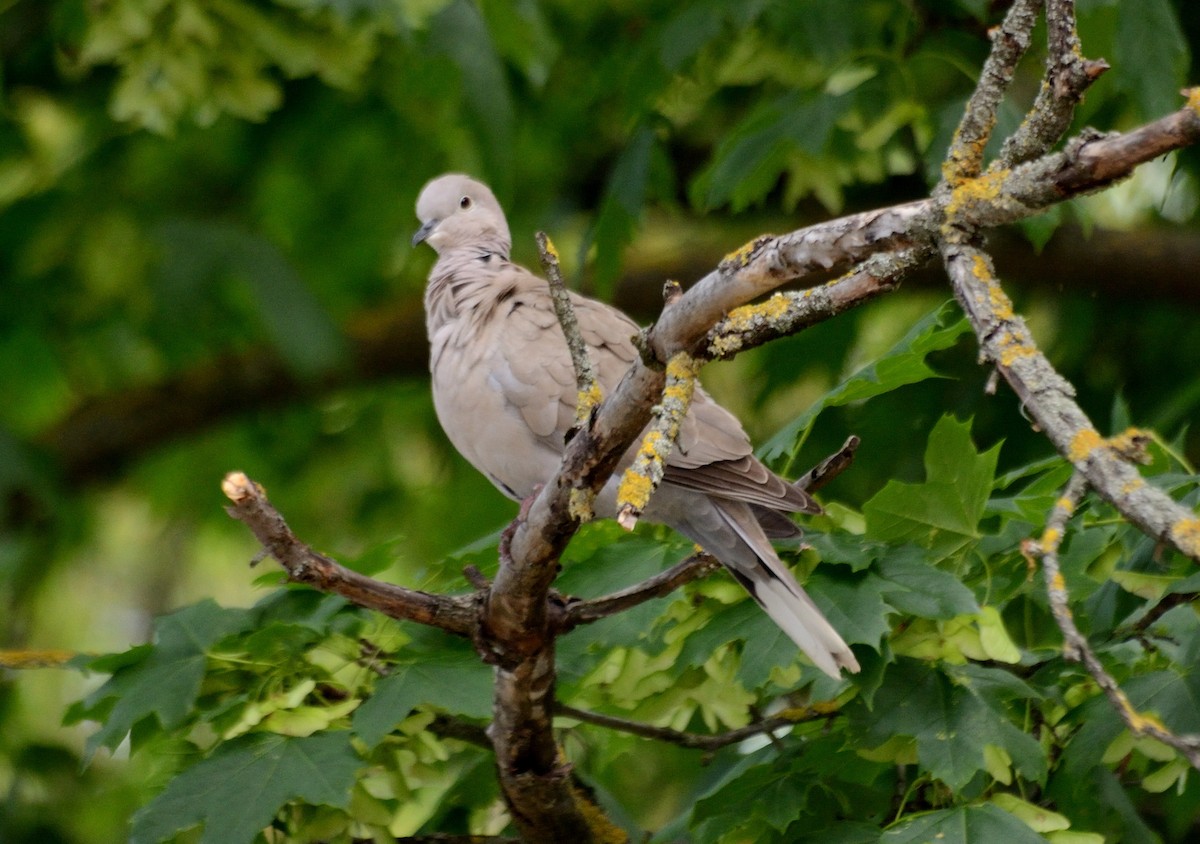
[[411, 219, 438, 247]]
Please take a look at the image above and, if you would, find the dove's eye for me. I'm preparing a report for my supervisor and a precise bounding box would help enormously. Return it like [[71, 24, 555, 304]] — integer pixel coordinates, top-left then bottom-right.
[[459, 196, 472, 210]]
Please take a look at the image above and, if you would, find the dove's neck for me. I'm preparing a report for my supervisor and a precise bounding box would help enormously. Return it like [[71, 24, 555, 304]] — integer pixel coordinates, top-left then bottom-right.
[[424, 247, 512, 340]]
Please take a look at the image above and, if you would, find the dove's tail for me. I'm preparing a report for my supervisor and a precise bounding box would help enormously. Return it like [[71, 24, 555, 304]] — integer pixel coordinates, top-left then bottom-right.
[[669, 496, 860, 680]]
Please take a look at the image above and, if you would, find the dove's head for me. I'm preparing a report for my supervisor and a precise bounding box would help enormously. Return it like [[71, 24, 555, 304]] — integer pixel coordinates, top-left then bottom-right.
[[412, 174, 512, 258]]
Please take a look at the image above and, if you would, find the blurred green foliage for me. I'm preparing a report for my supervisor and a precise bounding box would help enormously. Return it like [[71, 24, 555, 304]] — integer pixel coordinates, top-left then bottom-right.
[[1, 0, 1199, 841]]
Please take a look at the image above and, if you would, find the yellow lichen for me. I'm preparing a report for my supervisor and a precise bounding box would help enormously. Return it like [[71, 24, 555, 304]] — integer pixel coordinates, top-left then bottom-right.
[[941, 120, 995, 184], [725, 292, 790, 326], [542, 235, 560, 262], [944, 168, 1010, 219], [1169, 517, 1200, 558], [1108, 427, 1150, 461], [1041, 527, 1061, 550], [721, 238, 761, 268], [997, 330, 1036, 366], [710, 294, 791, 356], [1068, 428, 1103, 462], [720, 235, 775, 271], [616, 352, 699, 521], [617, 469, 655, 513], [1121, 697, 1169, 736], [570, 777, 630, 844], [1049, 571, 1066, 593], [708, 334, 741, 357], [971, 254, 992, 280], [1186, 87, 1200, 116], [987, 279, 1015, 320], [575, 382, 603, 423], [1121, 477, 1146, 495], [664, 351, 701, 388], [1055, 496, 1077, 515], [569, 487, 595, 523]]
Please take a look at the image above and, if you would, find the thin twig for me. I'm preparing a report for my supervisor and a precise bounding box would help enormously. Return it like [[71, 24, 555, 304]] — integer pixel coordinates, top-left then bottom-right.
[[221, 472, 478, 637], [707, 249, 923, 361], [1000, 0, 1109, 165], [536, 231, 600, 426], [796, 435, 861, 494], [942, 0, 1042, 182], [427, 713, 492, 750], [1128, 590, 1200, 636], [558, 552, 721, 632], [1027, 474, 1200, 770], [556, 701, 840, 753]]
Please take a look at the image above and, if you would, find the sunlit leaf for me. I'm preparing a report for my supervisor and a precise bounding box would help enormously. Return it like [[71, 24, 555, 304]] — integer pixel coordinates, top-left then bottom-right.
[[882, 804, 1045, 844]]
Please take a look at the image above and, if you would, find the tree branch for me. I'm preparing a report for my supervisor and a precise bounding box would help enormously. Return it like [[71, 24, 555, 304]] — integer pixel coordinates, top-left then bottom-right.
[[1025, 474, 1200, 770], [536, 232, 600, 427], [558, 552, 721, 632], [556, 702, 840, 753], [476, 98, 1200, 839], [220, 472, 478, 637], [943, 0, 1041, 182], [1000, 0, 1109, 165]]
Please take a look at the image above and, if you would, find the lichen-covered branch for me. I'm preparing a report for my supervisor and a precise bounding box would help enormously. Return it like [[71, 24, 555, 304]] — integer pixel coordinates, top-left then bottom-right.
[[1026, 474, 1200, 770], [706, 249, 925, 360], [1000, 0, 1109, 165], [536, 232, 601, 426], [615, 351, 700, 531], [220, 472, 477, 636], [943, 0, 1042, 182], [941, 229, 1200, 565]]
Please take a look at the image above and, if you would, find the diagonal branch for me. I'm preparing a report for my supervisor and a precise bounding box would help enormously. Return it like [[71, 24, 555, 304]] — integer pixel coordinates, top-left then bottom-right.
[[220, 472, 478, 637], [1000, 0, 1109, 165], [558, 552, 721, 632], [1025, 474, 1200, 770], [943, 0, 1043, 182], [537, 232, 600, 426]]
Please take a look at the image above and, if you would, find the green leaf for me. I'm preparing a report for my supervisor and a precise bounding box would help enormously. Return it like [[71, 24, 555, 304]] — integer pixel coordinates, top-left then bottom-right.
[[864, 416, 999, 556], [882, 804, 1045, 844], [693, 90, 844, 211], [690, 752, 815, 843], [874, 548, 979, 620], [760, 301, 970, 462], [353, 653, 492, 748], [429, 0, 514, 193], [670, 597, 797, 689], [77, 601, 252, 761], [806, 570, 892, 650], [587, 122, 658, 292], [557, 528, 691, 683], [853, 660, 1045, 790], [797, 821, 882, 843], [1114, 0, 1189, 120], [129, 731, 359, 844]]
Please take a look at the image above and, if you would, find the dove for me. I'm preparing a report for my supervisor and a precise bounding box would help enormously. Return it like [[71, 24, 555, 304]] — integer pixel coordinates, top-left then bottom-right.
[[413, 173, 859, 678]]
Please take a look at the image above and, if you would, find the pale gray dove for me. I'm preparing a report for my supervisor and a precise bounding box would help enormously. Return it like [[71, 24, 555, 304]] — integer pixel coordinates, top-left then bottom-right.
[[413, 173, 859, 678]]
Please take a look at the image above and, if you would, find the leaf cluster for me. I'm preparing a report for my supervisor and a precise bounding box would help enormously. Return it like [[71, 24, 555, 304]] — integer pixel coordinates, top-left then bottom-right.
[[69, 302, 1200, 842]]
